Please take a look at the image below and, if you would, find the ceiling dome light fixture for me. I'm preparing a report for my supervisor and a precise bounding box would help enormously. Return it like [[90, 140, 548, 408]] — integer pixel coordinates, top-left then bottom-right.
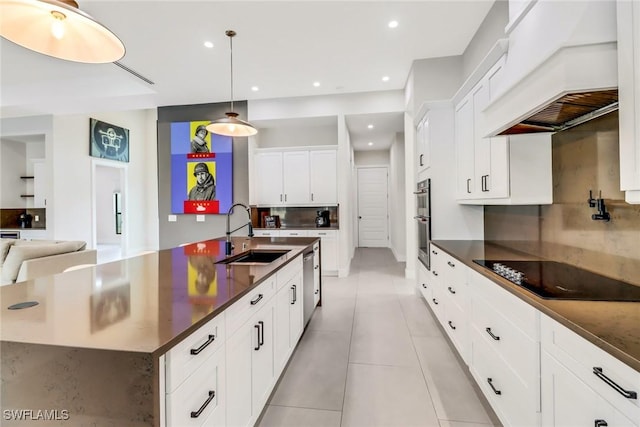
[[0, 0, 125, 63], [207, 30, 258, 137]]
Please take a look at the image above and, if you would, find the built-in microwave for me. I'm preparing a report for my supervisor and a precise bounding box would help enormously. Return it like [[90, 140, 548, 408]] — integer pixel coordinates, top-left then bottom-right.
[[414, 179, 431, 270]]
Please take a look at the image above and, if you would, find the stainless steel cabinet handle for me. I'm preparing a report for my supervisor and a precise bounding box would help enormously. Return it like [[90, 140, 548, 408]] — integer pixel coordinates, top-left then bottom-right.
[[593, 367, 638, 399], [291, 285, 297, 304], [258, 321, 264, 347], [419, 154, 424, 166], [311, 193, 314, 201], [190, 390, 215, 418], [467, 178, 471, 193], [190, 334, 216, 355]]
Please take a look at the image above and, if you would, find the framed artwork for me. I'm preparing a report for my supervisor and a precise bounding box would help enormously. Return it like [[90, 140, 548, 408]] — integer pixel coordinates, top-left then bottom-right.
[[90, 118, 130, 162], [169, 120, 233, 214]]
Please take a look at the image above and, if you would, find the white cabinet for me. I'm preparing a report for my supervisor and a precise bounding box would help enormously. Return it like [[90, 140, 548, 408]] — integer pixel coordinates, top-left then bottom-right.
[[541, 314, 640, 426], [455, 55, 553, 205], [253, 148, 338, 206], [309, 150, 337, 204], [226, 297, 275, 427], [468, 269, 540, 427], [415, 113, 431, 174], [282, 151, 310, 204], [617, 0, 640, 204], [254, 152, 284, 205], [274, 259, 304, 375], [307, 229, 338, 275]]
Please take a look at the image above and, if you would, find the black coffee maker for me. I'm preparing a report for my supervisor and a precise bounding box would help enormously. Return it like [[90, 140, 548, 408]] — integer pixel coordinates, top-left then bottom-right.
[[18, 213, 33, 228], [315, 210, 330, 228]]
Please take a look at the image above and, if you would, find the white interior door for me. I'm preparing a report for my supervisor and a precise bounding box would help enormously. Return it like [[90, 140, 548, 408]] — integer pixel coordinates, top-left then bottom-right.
[[357, 167, 389, 247]]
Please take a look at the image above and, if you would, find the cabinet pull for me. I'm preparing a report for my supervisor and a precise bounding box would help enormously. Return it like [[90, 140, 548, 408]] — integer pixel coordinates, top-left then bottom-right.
[[258, 321, 264, 347], [432, 271, 438, 276], [314, 265, 319, 270], [481, 175, 490, 192], [432, 298, 438, 305], [466, 178, 471, 194], [285, 194, 287, 202], [594, 420, 608, 427], [250, 294, 264, 305], [190, 334, 216, 355], [592, 367, 638, 399], [419, 154, 424, 166], [487, 378, 502, 395], [190, 390, 215, 418], [431, 249, 438, 255], [422, 283, 427, 289], [311, 193, 314, 201], [291, 285, 296, 304], [280, 194, 283, 202], [314, 289, 319, 294], [254, 324, 261, 350], [447, 286, 456, 294], [448, 321, 456, 330], [485, 327, 500, 341], [447, 261, 455, 268]]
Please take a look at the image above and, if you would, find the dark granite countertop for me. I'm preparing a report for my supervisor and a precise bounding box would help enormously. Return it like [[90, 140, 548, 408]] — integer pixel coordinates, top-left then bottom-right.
[[431, 240, 640, 372], [0, 236, 318, 356]]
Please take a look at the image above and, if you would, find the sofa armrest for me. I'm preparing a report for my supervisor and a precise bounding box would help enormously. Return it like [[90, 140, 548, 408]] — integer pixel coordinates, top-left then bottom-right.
[[16, 249, 98, 283]]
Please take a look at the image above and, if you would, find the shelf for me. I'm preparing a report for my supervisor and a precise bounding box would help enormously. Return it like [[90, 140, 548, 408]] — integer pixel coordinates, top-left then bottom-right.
[[20, 176, 34, 179]]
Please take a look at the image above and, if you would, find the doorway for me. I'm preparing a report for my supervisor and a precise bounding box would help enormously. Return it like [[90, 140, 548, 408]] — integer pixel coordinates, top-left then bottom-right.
[[92, 161, 128, 263], [357, 166, 389, 247]]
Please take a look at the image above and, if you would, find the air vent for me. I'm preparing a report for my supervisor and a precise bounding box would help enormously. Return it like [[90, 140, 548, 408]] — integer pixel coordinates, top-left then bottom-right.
[[113, 61, 155, 85]]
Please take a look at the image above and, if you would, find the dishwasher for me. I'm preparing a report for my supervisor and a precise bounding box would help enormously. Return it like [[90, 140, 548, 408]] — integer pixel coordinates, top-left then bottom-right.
[[302, 249, 315, 327]]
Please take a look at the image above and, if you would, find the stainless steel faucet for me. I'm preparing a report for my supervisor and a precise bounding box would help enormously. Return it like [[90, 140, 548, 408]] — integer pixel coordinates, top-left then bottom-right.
[[226, 203, 254, 255]]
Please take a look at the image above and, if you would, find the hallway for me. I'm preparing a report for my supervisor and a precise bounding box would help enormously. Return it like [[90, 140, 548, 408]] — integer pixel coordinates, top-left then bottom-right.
[[257, 248, 497, 427]]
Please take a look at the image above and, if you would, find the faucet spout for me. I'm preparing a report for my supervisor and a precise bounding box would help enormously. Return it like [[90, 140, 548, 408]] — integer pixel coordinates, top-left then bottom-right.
[[226, 203, 253, 255]]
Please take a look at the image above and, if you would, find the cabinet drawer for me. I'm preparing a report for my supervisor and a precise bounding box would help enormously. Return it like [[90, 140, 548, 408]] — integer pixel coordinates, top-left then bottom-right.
[[166, 313, 225, 393], [254, 230, 279, 237], [471, 327, 539, 427], [225, 277, 276, 337], [442, 278, 467, 313], [428, 281, 445, 322], [166, 346, 225, 427], [307, 229, 337, 239], [469, 269, 538, 338], [276, 256, 302, 291], [445, 297, 469, 363], [541, 314, 640, 423], [441, 252, 466, 286], [471, 295, 538, 387], [278, 230, 309, 237]]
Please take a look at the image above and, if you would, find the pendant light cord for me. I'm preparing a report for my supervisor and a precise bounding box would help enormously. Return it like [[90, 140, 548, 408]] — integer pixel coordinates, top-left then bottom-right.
[[227, 30, 235, 112]]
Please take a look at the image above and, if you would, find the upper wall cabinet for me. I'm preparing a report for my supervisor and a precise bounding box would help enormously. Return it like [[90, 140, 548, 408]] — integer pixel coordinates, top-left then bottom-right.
[[253, 148, 337, 206], [416, 113, 431, 174], [617, 0, 640, 204], [455, 55, 553, 205]]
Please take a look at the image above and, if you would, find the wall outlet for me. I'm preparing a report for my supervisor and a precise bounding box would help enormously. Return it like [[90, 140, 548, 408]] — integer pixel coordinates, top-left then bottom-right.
[[168, 215, 177, 222], [196, 215, 205, 222], [34, 215, 39, 222]]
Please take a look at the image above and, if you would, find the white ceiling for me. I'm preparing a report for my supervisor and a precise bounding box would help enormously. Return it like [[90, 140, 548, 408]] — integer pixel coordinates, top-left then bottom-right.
[[0, 1, 495, 151]]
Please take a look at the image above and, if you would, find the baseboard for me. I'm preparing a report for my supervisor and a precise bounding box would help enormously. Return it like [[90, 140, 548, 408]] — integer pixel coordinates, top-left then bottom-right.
[[390, 245, 406, 263]]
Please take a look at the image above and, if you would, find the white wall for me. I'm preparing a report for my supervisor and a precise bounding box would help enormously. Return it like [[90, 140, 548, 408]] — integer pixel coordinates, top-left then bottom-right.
[[0, 139, 26, 208], [52, 109, 158, 253], [389, 132, 406, 262], [354, 150, 390, 166], [255, 123, 338, 148]]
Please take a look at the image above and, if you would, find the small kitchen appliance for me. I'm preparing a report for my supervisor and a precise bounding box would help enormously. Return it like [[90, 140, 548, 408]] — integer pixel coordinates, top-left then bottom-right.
[[473, 259, 640, 302], [315, 210, 330, 228], [18, 213, 33, 228]]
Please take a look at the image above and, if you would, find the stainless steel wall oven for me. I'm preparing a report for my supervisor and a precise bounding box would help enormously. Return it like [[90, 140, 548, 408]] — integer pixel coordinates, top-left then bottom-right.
[[414, 179, 431, 269]]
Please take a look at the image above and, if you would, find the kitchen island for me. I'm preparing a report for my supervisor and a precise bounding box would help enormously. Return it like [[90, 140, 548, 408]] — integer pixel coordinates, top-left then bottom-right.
[[0, 236, 319, 426]]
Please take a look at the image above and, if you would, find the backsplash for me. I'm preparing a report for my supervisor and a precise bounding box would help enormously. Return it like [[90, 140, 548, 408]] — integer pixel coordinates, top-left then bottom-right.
[[485, 112, 640, 285], [251, 206, 339, 229], [0, 208, 46, 229]]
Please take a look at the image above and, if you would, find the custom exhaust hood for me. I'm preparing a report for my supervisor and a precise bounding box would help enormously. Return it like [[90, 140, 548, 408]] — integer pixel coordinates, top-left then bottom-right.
[[495, 89, 618, 135], [482, 42, 619, 138]]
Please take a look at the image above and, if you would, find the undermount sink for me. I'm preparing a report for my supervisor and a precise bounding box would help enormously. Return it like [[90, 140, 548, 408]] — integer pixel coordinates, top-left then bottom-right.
[[216, 249, 291, 265]]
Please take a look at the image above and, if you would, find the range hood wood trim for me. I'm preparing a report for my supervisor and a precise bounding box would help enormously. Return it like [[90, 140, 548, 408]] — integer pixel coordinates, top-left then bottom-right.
[[481, 42, 618, 138]]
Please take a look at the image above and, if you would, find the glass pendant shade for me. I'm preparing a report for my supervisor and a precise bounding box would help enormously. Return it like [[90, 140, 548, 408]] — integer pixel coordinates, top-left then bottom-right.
[[207, 30, 258, 137], [0, 0, 125, 63], [207, 112, 258, 137]]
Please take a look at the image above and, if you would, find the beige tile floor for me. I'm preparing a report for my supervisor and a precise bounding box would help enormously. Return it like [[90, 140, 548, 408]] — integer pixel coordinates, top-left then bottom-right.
[[257, 248, 498, 427]]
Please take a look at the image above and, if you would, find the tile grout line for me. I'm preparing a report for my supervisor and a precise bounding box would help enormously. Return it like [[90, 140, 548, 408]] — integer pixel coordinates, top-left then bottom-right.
[[338, 267, 359, 427]]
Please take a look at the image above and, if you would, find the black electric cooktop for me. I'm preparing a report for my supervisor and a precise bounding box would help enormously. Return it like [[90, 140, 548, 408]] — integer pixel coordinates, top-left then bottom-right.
[[473, 260, 640, 302]]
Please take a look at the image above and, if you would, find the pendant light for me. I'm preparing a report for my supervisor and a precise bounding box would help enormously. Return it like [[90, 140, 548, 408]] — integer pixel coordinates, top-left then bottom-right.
[[0, 0, 125, 63], [207, 30, 258, 137]]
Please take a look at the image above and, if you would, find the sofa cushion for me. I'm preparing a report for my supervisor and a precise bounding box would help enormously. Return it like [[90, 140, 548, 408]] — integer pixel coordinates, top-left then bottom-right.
[[1, 241, 87, 284], [0, 239, 18, 267]]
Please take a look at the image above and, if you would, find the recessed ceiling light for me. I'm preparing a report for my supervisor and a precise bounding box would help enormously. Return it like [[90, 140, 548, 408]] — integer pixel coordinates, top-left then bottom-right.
[[388, 20, 399, 29], [368, 142, 374, 146], [382, 76, 390, 82], [204, 41, 214, 48], [313, 81, 320, 87], [367, 124, 374, 129], [251, 86, 259, 92]]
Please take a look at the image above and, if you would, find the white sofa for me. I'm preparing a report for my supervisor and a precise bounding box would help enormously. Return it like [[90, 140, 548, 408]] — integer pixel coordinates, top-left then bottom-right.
[[0, 239, 97, 286]]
